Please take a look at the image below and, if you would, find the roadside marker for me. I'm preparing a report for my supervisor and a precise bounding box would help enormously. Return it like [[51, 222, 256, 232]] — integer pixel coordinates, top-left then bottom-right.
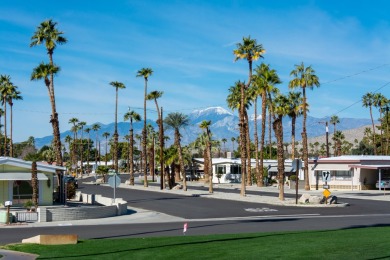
[[183, 222, 188, 235]]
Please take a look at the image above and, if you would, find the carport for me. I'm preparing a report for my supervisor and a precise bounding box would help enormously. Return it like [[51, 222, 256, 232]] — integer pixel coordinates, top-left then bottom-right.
[[348, 164, 390, 191]]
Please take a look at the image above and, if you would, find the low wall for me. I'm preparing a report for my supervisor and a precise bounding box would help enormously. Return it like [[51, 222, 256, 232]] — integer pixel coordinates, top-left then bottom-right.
[[37, 191, 128, 222]]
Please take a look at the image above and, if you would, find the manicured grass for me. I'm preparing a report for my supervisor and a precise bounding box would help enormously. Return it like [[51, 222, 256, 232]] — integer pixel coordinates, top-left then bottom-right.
[[3, 226, 390, 259]]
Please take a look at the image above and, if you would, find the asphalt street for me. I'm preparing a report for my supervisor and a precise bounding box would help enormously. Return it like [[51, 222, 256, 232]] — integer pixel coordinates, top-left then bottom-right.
[[1, 176, 390, 246]]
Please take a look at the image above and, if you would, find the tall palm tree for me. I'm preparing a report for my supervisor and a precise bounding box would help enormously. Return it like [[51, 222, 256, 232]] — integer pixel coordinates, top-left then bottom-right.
[[8, 87, 22, 157], [287, 91, 303, 160], [269, 93, 289, 200], [102, 132, 110, 166], [199, 120, 213, 193], [233, 36, 265, 195], [31, 63, 63, 186], [253, 63, 281, 186], [362, 92, 376, 155], [289, 62, 320, 190], [373, 93, 387, 155], [0, 75, 13, 156], [221, 138, 227, 157], [226, 81, 251, 188], [231, 137, 236, 154], [124, 110, 141, 185], [330, 115, 340, 155], [84, 127, 91, 174], [164, 112, 189, 191], [68, 117, 79, 172], [78, 121, 86, 176], [146, 90, 165, 189], [91, 123, 101, 167], [110, 81, 126, 173], [30, 19, 67, 170], [137, 68, 153, 187]]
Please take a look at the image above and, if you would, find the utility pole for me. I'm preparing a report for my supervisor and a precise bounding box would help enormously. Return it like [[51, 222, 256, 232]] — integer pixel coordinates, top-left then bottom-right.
[[319, 121, 329, 157]]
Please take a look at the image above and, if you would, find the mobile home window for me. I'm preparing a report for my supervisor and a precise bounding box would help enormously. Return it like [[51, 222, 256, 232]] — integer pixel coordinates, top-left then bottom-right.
[[230, 164, 241, 174]]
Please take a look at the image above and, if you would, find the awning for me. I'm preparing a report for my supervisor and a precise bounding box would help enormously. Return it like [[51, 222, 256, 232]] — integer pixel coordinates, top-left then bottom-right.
[[311, 164, 351, 171], [0, 173, 48, 181], [348, 164, 390, 170]]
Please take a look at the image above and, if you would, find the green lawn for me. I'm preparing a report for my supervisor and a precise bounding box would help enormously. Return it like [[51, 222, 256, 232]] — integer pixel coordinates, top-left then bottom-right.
[[2, 226, 390, 259]]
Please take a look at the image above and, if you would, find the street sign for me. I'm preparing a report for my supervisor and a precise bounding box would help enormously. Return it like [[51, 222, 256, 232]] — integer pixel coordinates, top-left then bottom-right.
[[108, 175, 121, 188], [323, 189, 331, 198], [322, 171, 331, 182]]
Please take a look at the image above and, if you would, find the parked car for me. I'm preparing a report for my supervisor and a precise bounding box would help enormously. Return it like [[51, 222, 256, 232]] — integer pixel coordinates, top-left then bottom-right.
[[376, 179, 390, 189], [63, 176, 78, 188]]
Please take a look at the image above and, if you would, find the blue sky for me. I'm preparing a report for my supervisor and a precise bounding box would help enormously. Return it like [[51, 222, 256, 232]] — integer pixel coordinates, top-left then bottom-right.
[[1, 0, 390, 142]]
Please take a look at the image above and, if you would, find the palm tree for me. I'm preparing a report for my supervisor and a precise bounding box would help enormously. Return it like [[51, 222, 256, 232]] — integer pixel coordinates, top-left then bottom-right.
[[287, 91, 303, 160], [68, 117, 79, 172], [84, 127, 91, 174], [333, 130, 345, 156], [78, 121, 86, 176], [92, 123, 101, 167], [164, 112, 189, 191], [31, 63, 63, 186], [110, 81, 126, 173], [0, 75, 13, 156], [231, 137, 236, 154], [146, 90, 164, 189], [102, 132, 110, 166], [199, 120, 213, 193], [373, 93, 387, 155], [221, 138, 227, 157], [124, 110, 141, 185], [269, 93, 289, 200], [253, 63, 281, 186], [226, 81, 251, 188], [289, 62, 320, 190], [30, 19, 67, 170], [330, 115, 340, 155], [137, 68, 153, 187], [7, 87, 22, 157], [362, 92, 376, 155], [233, 36, 265, 195]]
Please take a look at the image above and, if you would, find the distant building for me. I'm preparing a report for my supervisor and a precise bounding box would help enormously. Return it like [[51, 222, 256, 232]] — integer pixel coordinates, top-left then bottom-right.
[[193, 157, 304, 184], [308, 155, 390, 190]]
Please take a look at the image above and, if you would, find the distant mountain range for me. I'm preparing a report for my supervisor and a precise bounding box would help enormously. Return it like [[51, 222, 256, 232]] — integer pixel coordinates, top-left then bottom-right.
[[34, 106, 374, 149]]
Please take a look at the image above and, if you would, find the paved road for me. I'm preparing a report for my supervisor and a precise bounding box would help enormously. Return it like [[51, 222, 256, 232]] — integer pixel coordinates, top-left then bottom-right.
[[2, 176, 390, 246]]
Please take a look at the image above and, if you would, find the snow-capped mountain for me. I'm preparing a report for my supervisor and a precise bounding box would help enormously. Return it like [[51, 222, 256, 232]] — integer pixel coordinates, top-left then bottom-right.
[[34, 106, 373, 149]]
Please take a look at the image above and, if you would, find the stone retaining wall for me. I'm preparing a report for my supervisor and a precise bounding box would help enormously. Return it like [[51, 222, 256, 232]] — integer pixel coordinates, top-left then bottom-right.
[[37, 191, 128, 222]]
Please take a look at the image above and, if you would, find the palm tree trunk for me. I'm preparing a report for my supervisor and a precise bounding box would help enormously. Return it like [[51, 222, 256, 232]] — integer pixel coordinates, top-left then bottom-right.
[[130, 127, 135, 185], [254, 97, 261, 186], [10, 103, 13, 157], [3, 98, 6, 156], [245, 111, 251, 186], [259, 93, 267, 187], [370, 106, 377, 155], [239, 82, 246, 196], [268, 108, 272, 158], [302, 88, 310, 190], [143, 79, 148, 187], [273, 116, 285, 200], [291, 116, 296, 159], [208, 136, 213, 193]]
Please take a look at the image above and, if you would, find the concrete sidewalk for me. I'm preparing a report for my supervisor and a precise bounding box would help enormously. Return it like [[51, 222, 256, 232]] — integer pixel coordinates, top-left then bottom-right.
[[0, 249, 38, 260]]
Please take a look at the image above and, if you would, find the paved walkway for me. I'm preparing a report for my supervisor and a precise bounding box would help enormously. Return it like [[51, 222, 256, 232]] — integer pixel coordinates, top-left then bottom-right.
[[0, 249, 38, 260]]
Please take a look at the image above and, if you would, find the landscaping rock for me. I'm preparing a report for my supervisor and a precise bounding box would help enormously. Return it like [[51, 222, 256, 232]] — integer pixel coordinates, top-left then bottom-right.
[[309, 195, 322, 204], [299, 193, 311, 203], [173, 184, 183, 190]]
